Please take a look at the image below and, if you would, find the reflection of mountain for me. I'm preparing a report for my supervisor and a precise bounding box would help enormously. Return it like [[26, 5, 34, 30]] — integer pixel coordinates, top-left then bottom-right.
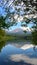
[[6, 27, 31, 36]]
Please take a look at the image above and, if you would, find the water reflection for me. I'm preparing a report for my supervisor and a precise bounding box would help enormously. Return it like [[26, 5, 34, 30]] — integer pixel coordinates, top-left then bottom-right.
[[0, 43, 32, 65], [0, 41, 6, 52], [0, 41, 37, 65]]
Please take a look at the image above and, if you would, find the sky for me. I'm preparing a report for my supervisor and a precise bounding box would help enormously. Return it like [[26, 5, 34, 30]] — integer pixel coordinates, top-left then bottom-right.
[[0, 1, 34, 31], [0, 7, 6, 17]]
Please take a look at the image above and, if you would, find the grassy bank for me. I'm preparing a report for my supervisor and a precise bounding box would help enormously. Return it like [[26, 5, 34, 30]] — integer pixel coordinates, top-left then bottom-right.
[[0, 35, 26, 42]]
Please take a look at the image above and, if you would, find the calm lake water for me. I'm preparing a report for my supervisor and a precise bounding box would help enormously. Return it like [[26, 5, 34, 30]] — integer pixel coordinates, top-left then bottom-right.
[[0, 41, 37, 65]]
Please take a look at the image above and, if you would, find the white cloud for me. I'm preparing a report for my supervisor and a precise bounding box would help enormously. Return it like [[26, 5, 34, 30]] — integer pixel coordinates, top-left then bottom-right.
[[17, 16, 23, 22], [14, 14, 18, 19]]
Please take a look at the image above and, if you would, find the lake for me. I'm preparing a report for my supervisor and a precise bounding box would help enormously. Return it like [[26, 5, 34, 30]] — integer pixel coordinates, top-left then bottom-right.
[[0, 41, 37, 65]]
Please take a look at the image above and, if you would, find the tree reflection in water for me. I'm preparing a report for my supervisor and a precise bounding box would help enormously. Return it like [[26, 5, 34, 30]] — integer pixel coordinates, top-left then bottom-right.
[[0, 41, 6, 52]]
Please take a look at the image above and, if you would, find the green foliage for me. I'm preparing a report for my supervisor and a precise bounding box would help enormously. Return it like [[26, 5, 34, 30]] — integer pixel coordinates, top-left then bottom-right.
[[31, 18, 37, 45], [0, 0, 37, 46], [0, 29, 5, 36], [0, 29, 6, 42], [31, 30, 37, 45], [0, 16, 10, 29]]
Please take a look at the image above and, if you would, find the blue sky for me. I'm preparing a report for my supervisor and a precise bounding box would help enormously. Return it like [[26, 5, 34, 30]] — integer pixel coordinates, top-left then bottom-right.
[[0, 7, 7, 17], [0, 6, 33, 31], [9, 22, 33, 31]]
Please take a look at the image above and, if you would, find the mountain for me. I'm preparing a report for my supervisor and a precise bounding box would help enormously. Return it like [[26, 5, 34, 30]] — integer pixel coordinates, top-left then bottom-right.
[[6, 27, 31, 37]]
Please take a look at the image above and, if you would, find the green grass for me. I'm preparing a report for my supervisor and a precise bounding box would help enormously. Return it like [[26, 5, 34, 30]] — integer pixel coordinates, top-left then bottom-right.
[[0, 35, 26, 42]]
